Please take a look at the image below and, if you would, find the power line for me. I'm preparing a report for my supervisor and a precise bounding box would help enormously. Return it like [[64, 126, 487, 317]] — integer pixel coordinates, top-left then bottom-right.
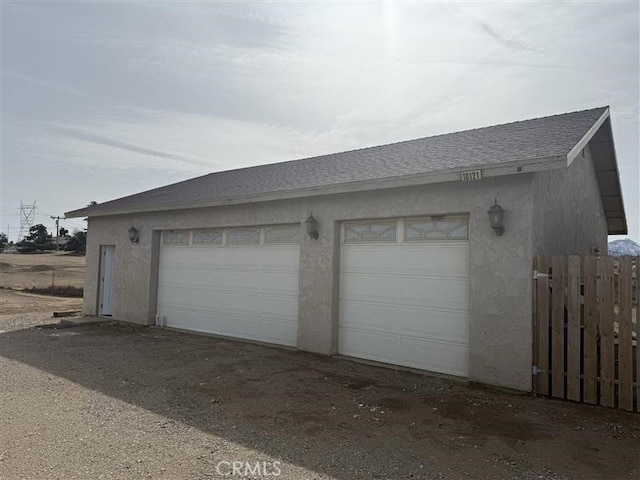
[[34, 212, 84, 227]]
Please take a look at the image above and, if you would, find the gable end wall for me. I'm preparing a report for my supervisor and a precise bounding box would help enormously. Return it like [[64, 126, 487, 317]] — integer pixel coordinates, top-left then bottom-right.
[[532, 145, 608, 256]]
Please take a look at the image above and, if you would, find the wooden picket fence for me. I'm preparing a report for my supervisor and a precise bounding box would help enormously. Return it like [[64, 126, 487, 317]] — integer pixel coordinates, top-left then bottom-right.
[[533, 255, 639, 412]]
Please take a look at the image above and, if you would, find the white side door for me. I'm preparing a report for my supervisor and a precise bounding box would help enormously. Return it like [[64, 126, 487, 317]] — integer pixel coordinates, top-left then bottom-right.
[[99, 245, 115, 316]]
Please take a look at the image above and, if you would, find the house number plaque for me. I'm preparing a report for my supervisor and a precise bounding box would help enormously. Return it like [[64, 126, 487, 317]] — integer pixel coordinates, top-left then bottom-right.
[[460, 169, 482, 182]]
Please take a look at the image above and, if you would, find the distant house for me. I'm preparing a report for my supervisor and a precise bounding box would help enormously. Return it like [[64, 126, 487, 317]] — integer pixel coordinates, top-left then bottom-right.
[[66, 106, 627, 392], [56, 235, 70, 248]]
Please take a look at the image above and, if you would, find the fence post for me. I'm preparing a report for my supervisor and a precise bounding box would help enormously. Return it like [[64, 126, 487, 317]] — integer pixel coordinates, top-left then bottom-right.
[[600, 256, 615, 408], [618, 257, 633, 411], [551, 256, 566, 399], [535, 256, 550, 396], [567, 256, 581, 402], [583, 256, 599, 405]]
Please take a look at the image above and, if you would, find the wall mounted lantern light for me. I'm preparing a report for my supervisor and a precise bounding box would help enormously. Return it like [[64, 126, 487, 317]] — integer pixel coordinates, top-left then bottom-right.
[[128, 225, 140, 244], [305, 214, 319, 240], [487, 200, 505, 236]]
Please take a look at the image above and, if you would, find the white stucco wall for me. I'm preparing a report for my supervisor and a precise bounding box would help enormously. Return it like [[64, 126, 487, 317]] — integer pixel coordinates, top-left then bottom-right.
[[84, 174, 535, 391], [532, 145, 608, 256]]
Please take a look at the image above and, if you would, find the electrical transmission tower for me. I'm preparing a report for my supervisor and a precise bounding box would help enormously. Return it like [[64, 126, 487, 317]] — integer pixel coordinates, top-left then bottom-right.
[[18, 201, 37, 241]]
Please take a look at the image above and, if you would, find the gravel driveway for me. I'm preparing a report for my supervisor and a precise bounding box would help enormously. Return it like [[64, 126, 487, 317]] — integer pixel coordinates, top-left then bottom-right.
[[1, 289, 639, 480]]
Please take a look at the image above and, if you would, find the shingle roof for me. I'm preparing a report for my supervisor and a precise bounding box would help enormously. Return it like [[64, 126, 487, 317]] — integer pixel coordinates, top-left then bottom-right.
[[66, 106, 615, 220]]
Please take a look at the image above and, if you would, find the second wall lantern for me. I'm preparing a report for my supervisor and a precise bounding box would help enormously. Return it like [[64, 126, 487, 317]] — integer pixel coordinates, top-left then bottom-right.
[[128, 225, 140, 244], [305, 214, 319, 240], [487, 200, 505, 236]]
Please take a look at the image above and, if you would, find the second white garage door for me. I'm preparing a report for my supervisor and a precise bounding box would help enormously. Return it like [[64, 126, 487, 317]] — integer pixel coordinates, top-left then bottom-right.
[[157, 225, 300, 347], [339, 216, 469, 377]]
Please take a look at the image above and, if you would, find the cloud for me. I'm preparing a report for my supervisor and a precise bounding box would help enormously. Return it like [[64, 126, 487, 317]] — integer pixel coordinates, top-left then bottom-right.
[[442, 3, 544, 54], [1, 2, 638, 239], [44, 123, 215, 169], [1, 68, 105, 103], [3, 110, 362, 178]]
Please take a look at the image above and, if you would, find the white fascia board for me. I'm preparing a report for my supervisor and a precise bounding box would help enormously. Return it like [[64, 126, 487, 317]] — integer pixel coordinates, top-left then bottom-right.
[[66, 154, 568, 218], [567, 108, 610, 166]]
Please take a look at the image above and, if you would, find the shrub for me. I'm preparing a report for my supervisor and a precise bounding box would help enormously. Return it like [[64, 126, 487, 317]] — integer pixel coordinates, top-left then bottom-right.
[[23, 285, 84, 298]]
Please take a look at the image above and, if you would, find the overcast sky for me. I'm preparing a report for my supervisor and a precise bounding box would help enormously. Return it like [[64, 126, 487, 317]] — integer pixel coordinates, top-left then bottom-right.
[[1, 1, 638, 242]]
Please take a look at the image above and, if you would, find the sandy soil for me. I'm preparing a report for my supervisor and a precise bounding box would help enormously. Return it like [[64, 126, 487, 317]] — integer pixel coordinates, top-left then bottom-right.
[[0, 251, 85, 290], [1, 255, 639, 480]]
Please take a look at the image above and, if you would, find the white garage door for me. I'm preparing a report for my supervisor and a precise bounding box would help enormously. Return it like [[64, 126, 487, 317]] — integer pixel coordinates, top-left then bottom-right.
[[157, 225, 300, 346], [339, 216, 469, 377]]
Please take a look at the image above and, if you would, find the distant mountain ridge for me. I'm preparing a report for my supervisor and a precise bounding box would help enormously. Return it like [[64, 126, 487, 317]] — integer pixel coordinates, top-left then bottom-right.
[[608, 238, 640, 256]]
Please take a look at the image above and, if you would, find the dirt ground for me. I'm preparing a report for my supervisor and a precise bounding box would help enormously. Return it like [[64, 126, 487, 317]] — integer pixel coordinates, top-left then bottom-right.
[[0, 251, 85, 290], [1, 256, 639, 480]]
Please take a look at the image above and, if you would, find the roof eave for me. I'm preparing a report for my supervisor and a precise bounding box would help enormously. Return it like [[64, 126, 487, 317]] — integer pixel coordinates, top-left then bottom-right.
[[65, 154, 568, 219], [567, 108, 627, 236], [566, 107, 610, 167]]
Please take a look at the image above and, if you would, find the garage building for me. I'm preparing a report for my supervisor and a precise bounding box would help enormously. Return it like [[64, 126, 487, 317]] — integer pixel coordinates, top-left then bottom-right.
[[66, 106, 627, 392]]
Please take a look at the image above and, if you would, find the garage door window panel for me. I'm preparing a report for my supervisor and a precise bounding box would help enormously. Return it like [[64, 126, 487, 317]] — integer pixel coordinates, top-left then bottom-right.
[[226, 228, 260, 245], [192, 229, 223, 246], [264, 225, 301, 245], [344, 222, 397, 243], [162, 230, 190, 246], [405, 217, 468, 241]]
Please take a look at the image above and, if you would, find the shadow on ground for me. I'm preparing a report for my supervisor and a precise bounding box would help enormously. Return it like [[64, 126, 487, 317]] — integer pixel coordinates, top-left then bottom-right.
[[2, 320, 639, 479]]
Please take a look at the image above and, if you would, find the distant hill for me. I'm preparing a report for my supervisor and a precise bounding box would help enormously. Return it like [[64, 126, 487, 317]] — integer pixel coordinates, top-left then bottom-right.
[[608, 238, 640, 256]]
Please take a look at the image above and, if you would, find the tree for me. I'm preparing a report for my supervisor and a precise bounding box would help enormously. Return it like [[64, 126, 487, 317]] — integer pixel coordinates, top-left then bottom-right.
[[59, 227, 69, 237], [27, 224, 50, 244], [18, 224, 54, 252], [0, 232, 7, 249], [65, 230, 87, 254]]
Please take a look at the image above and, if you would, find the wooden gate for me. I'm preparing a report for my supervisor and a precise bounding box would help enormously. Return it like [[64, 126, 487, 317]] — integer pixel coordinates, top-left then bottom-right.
[[533, 255, 638, 412]]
